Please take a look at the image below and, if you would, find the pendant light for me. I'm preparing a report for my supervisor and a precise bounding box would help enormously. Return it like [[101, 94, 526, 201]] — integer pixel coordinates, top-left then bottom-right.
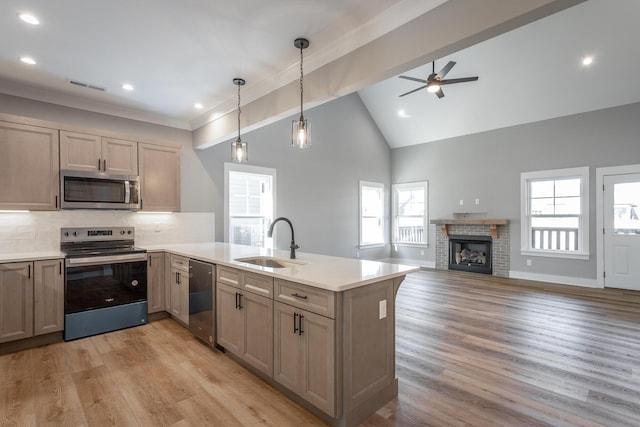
[[292, 38, 310, 149], [231, 78, 248, 163]]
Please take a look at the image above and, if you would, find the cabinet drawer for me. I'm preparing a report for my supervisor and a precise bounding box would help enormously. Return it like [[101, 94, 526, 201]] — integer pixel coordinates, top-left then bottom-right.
[[243, 272, 273, 298], [217, 265, 241, 288], [171, 255, 189, 271], [274, 279, 335, 319]]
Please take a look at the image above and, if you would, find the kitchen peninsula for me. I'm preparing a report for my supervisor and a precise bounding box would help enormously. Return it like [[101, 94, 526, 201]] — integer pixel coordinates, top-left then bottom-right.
[[145, 242, 419, 427]]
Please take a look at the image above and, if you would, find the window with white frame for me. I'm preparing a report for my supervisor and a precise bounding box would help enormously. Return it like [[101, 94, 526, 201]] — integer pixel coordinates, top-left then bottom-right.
[[520, 167, 589, 259], [359, 181, 385, 246], [392, 182, 428, 246], [224, 163, 275, 248]]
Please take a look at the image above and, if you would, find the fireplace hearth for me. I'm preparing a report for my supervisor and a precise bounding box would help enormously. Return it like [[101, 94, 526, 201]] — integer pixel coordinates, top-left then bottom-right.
[[449, 235, 492, 274]]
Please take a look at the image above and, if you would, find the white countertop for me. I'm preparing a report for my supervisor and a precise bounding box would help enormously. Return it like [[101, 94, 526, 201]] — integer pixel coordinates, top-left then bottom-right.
[[145, 242, 419, 292], [0, 251, 65, 263]]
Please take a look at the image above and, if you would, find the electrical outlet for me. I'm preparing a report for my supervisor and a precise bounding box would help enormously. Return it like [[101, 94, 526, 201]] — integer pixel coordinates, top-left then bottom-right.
[[420, 250, 425, 256], [475, 198, 480, 205], [379, 300, 387, 319], [459, 199, 464, 206], [154, 223, 161, 232], [526, 259, 532, 266]]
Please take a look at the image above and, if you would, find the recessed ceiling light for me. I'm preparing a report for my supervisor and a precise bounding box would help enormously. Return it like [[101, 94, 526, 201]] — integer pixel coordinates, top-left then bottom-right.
[[18, 13, 39, 25], [194, 103, 203, 109], [20, 56, 36, 65], [122, 83, 134, 91], [582, 56, 593, 66]]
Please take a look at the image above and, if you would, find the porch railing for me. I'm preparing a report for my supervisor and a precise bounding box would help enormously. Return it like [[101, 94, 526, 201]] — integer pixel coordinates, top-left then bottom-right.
[[531, 227, 578, 251]]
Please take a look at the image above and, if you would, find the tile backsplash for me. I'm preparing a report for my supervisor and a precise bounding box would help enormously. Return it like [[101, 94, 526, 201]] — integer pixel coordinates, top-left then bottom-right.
[[0, 211, 215, 253]]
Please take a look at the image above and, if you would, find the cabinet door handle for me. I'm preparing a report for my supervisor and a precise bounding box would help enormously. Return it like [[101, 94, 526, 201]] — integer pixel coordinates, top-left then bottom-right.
[[103, 159, 106, 171], [149, 257, 152, 267], [291, 293, 308, 300], [293, 312, 299, 334], [299, 314, 304, 335], [28, 264, 31, 279], [98, 158, 102, 171], [55, 195, 58, 209], [59, 261, 62, 275], [235, 292, 239, 309], [238, 293, 243, 309]]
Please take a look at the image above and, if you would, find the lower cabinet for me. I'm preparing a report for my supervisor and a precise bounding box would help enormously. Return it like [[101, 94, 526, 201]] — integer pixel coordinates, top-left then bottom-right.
[[0, 262, 33, 343], [169, 255, 189, 324], [33, 259, 64, 336], [147, 252, 165, 313], [1, 259, 64, 344], [216, 280, 274, 377], [273, 301, 335, 416]]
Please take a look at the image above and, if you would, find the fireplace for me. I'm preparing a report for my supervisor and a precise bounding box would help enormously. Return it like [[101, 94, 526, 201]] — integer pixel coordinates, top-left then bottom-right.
[[448, 235, 492, 275]]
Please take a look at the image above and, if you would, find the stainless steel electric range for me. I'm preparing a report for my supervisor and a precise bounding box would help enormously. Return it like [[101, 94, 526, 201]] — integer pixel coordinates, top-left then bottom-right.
[[61, 226, 148, 341]]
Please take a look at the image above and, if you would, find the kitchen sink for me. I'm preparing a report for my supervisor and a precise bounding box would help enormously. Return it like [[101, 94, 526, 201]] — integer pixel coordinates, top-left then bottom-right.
[[234, 256, 298, 268]]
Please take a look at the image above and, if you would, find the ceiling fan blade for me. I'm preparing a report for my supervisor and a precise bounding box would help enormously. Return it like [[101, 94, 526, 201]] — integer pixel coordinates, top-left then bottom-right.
[[399, 75, 428, 84], [427, 73, 437, 82], [399, 85, 428, 97], [435, 88, 445, 99], [439, 76, 479, 85], [436, 61, 456, 79]]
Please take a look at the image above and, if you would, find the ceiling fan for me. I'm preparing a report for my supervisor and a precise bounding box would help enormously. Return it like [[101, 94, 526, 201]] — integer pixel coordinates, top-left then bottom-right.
[[398, 61, 478, 99]]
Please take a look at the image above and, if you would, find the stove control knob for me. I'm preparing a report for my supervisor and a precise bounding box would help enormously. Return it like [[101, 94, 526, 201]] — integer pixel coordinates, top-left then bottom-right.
[[120, 230, 125, 235], [127, 230, 132, 235], [73, 231, 78, 236], [64, 232, 69, 237]]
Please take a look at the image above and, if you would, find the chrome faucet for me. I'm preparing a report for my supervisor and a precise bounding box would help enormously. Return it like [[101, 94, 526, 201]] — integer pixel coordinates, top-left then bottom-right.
[[267, 217, 299, 259]]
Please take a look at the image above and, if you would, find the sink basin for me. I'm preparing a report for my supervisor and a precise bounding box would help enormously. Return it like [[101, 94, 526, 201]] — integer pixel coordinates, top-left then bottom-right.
[[235, 256, 295, 268]]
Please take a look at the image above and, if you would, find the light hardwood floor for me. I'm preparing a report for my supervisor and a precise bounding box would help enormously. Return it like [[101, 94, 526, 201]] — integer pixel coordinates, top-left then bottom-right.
[[3, 269, 640, 426]]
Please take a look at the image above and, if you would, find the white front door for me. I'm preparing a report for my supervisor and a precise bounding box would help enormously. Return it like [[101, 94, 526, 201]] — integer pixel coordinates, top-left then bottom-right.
[[603, 173, 640, 290]]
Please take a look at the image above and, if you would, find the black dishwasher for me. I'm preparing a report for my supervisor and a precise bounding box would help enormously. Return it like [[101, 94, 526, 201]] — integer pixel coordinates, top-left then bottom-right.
[[188, 259, 215, 345]]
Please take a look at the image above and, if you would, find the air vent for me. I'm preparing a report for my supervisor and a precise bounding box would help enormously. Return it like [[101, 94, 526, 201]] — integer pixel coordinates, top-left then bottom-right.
[[69, 79, 107, 92]]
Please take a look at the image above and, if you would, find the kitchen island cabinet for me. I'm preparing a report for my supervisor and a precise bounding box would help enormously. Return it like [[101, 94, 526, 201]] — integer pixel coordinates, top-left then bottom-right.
[[146, 242, 418, 427], [0, 121, 59, 211]]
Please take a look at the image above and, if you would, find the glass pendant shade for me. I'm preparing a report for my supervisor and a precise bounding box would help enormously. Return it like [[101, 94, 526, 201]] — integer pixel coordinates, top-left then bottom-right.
[[292, 116, 311, 149], [231, 138, 248, 163]]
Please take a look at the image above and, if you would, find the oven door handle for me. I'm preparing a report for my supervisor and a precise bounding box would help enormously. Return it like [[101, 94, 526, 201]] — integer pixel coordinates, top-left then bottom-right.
[[66, 252, 147, 267]]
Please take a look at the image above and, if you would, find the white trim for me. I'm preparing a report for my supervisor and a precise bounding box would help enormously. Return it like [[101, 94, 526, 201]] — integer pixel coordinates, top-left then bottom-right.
[[595, 163, 640, 288], [224, 162, 277, 246], [509, 270, 600, 288], [359, 180, 385, 246], [520, 166, 590, 257], [392, 181, 429, 246]]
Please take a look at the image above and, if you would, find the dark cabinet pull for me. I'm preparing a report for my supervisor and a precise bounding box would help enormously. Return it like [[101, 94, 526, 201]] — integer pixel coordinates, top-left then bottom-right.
[[291, 293, 308, 300], [299, 314, 304, 335], [28, 264, 31, 279], [235, 292, 239, 309], [293, 312, 299, 334], [98, 159, 101, 170], [238, 293, 243, 309], [103, 159, 106, 171], [149, 257, 152, 267], [55, 195, 58, 209], [59, 261, 62, 275]]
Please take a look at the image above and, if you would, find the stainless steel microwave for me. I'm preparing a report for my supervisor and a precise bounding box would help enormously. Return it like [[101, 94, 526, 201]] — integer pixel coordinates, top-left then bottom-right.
[[60, 170, 140, 210]]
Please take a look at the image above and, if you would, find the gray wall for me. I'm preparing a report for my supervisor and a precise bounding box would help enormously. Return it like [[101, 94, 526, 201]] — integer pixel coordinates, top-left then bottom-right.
[[391, 101, 640, 280], [194, 93, 391, 259], [0, 93, 215, 213]]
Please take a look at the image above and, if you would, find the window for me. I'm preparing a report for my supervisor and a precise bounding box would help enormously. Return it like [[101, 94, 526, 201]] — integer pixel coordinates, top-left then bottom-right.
[[392, 182, 428, 246], [224, 163, 276, 248], [359, 181, 385, 246], [521, 167, 589, 259]]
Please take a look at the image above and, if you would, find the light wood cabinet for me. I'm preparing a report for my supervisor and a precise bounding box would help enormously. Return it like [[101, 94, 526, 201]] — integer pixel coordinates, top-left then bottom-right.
[[33, 259, 64, 336], [60, 131, 138, 175], [274, 301, 335, 416], [138, 143, 180, 212], [0, 121, 59, 211], [169, 255, 189, 324], [0, 262, 34, 343], [147, 252, 165, 314], [216, 266, 274, 377]]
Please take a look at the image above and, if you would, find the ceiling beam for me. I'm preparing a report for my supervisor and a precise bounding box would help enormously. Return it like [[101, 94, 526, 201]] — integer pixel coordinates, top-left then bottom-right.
[[192, 0, 585, 150]]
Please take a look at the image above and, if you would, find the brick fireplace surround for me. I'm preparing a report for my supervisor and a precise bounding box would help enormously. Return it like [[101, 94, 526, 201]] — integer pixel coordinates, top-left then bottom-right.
[[431, 219, 510, 277]]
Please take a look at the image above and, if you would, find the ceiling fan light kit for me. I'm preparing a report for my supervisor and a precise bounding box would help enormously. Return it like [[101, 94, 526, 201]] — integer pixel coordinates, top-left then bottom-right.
[[398, 60, 478, 99], [231, 77, 248, 163], [292, 38, 311, 150]]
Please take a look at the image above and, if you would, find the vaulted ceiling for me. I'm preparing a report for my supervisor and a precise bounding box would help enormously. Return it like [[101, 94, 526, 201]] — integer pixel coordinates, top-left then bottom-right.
[[3, 1, 632, 150]]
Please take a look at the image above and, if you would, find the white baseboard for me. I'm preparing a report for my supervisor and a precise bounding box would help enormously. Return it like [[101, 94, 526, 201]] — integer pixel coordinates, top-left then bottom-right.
[[381, 257, 435, 269], [509, 270, 601, 288]]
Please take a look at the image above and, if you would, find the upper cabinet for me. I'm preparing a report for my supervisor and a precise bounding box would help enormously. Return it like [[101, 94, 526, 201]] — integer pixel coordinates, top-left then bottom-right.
[[60, 131, 138, 175], [0, 121, 59, 211], [139, 143, 181, 212]]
